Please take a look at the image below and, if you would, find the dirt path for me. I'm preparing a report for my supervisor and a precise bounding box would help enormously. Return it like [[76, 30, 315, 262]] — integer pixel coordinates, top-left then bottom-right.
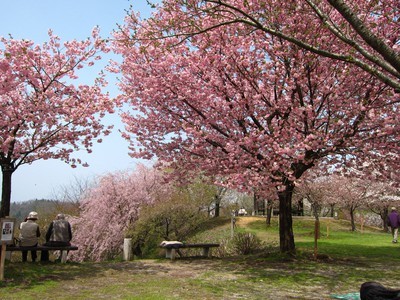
[[236, 216, 264, 227]]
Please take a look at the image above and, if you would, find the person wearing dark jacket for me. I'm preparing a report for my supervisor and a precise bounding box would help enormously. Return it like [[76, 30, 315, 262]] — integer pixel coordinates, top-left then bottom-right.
[[45, 213, 72, 246], [41, 213, 72, 262], [387, 207, 400, 243]]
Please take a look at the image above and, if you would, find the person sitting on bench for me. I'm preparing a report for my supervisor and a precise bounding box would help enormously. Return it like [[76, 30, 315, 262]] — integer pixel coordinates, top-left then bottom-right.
[[41, 213, 72, 262], [19, 211, 40, 262]]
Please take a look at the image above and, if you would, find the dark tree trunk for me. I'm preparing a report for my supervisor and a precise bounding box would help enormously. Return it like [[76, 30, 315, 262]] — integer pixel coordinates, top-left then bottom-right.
[[381, 207, 389, 232], [1, 164, 15, 218], [165, 218, 170, 239], [213, 187, 225, 218], [350, 208, 356, 231], [277, 183, 295, 253], [253, 192, 259, 215], [266, 200, 272, 226], [330, 204, 335, 218], [297, 199, 304, 216], [214, 201, 220, 217]]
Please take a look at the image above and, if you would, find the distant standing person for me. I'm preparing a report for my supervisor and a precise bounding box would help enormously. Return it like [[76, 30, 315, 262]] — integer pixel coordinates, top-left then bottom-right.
[[19, 211, 40, 262], [41, 213, 72, 262], [387, 207, 400, 243]]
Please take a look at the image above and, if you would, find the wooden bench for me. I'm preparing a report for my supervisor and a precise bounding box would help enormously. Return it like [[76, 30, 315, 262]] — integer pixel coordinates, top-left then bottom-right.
[[160, 242, 220, 260], [6, 245, 78, 263]]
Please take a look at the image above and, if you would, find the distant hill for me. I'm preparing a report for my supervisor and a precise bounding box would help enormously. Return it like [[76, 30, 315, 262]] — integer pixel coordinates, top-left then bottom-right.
[[10, 199, 79, 223]]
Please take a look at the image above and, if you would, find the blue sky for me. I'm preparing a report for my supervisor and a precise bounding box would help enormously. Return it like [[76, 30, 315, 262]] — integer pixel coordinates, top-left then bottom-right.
[[0, 1, 157, 202]]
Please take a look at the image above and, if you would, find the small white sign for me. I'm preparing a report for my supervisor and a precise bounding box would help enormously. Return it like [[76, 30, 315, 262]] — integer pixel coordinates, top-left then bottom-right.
[[1, 219, 15, 242]]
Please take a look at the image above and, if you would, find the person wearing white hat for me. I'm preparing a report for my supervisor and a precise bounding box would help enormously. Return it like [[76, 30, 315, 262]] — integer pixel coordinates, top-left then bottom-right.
[[387, 207, 400, 243], [19, 211, 41, 262]]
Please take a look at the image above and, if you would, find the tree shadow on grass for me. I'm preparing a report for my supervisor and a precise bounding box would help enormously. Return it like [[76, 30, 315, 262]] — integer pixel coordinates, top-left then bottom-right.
[[0, 260, 170, 289]]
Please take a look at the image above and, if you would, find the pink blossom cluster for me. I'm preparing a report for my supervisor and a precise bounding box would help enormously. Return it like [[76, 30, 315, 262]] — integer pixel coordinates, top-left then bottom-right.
[[70, 165, 171, 262], [0, 27, 114, 170], [112, 1, 399, 196]]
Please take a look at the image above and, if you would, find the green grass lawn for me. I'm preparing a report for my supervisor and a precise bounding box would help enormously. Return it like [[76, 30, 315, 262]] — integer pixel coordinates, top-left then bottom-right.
[[1, 216, 399, 300], [248, 217, 399, 260]]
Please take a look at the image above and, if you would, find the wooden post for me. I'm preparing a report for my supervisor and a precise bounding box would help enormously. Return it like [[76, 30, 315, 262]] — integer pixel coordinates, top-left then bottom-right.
[[314, 219, 320, 259], [0, 217, 15, 280], [0, 242, 6, 281]]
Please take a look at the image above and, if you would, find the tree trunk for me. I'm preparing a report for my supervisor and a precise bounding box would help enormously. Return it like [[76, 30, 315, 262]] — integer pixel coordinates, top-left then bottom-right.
[[297, 199, 304, 216], [253, 192, 259, 215], [214, 201, 220, 217], [1, 164, 14, 218], [277, 183, 295, 253], [330, 204, 335, 218], [350, 208, 356, 231], [310, 201, 320, 259], [266, 200, 272, 226], [381, 207, 389, 232], [165, 218, 170, 239]]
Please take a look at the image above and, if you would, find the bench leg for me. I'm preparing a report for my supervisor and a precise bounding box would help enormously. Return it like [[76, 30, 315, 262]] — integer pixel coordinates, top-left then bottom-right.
[[165, 248, 171, 259], [165, 248, 178, 260], [60, 251, 68, 263], [170, 249, 176, 260], [202, 247, 210, 257]]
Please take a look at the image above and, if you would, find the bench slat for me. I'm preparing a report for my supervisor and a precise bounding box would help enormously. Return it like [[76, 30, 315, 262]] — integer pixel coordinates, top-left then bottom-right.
[[160, 243, 220, 260], [160, 243, 219, 249], [178, 243, 219, 249]]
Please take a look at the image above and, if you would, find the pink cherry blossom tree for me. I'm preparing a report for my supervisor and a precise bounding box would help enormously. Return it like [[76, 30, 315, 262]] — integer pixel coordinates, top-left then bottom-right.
[[0, 28, 114, 217], [322, 175, 378, 231], [137, 0, 399, 92], [70, 164, 171, 262], [112, 4, 399, 253], [364, 181, 400, 231]]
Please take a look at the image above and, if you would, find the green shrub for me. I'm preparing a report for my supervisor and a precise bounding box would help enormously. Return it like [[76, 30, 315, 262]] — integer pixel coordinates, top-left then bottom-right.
[[231, 232, 263, 255], [126, 189, 210, 257]]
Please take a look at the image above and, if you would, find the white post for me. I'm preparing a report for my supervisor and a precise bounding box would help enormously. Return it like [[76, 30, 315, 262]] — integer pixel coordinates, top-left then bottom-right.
[[123, 238, 133, 261]]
